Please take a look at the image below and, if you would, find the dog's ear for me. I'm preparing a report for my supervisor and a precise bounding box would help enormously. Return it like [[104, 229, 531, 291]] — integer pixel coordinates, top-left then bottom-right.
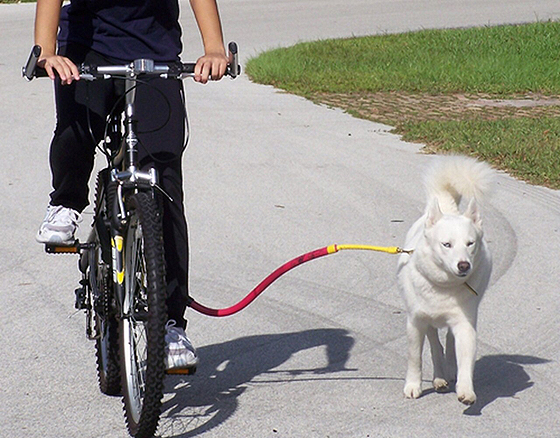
[[425, 198, 443, 228], [464, 198, 482, 228]]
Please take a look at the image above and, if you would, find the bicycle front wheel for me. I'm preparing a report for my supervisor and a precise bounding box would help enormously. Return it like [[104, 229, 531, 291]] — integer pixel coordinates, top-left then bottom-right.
[[119, 191, 167, 438]]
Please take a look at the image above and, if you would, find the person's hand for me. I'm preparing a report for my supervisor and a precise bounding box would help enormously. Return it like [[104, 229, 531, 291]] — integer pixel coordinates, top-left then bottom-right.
[[38, 54, 80, 85], [194, 51, 228, 84]]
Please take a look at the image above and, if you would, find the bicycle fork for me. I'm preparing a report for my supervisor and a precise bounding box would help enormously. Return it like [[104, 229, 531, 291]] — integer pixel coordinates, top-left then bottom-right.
[[111, 233, 126, 317]]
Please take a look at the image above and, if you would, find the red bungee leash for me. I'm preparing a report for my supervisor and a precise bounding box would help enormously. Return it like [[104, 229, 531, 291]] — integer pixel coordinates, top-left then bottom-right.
[[187, 244, 411, 317]]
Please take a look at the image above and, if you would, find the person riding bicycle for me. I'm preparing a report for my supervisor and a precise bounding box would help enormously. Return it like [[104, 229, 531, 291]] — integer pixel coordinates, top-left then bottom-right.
[[34, 0, 229, 372]]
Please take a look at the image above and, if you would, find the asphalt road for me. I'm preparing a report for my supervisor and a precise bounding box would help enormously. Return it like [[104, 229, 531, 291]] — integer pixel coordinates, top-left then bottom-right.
[[1, 1, 559, 437]]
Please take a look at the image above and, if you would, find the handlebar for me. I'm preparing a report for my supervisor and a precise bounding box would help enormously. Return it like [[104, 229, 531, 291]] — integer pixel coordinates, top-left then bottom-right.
[[22, 42, 240, 81]]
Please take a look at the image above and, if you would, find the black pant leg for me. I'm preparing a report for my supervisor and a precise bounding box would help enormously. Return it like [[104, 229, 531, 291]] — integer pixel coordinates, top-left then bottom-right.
[[160, 159, 190, 328], [49, 46, 118, 211], [135, 78, 190, 328]]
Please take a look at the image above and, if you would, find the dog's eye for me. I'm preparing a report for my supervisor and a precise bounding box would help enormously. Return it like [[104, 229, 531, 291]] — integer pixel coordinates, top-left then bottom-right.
[[466, 241, 475, 247], [442, 242, 452, 248]]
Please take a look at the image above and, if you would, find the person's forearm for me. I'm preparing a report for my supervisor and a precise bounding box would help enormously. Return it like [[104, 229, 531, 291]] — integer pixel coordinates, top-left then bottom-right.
[[189, 0, 225, 55], [35, 0, 63, 57], [34, 0, 78, 83]]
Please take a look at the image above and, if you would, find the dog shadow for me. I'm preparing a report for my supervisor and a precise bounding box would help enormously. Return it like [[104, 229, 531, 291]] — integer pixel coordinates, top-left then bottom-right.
[[157, 328, 356, 437], [462, 354, 550, 416]]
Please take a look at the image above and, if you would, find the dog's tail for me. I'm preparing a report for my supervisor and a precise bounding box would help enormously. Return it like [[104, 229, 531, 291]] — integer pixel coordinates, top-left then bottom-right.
[[424, 155, 495, 214]]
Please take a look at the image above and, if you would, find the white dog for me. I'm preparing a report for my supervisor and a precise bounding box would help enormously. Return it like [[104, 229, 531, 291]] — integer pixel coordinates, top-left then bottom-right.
[[397, 155, 495, 405]]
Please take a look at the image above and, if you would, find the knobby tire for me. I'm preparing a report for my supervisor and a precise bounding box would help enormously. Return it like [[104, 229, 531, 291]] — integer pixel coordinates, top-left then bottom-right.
[[120, 191, 167, 438], [93, 249, 121, 395], [91, 170, 121, 396]]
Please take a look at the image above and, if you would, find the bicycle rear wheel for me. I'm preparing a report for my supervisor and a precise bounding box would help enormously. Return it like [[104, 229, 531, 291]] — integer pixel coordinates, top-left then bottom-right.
[[119, 191, 167, 438], [90, 170, 120, 395], [92, 243, 121, 395]]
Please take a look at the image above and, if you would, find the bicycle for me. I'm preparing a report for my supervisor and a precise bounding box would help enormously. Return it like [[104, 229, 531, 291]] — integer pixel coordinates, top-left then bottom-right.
[[23, 43, 240, 438]]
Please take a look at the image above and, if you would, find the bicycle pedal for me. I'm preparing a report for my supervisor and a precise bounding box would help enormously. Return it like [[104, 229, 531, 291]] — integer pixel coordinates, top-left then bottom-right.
[[45, 240, 80, 254], [166, 366, 197, 376], [74, 285, 87, 310]]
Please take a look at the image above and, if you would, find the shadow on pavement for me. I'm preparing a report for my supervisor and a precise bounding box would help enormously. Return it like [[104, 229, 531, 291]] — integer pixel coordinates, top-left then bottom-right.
[[158, 334, 548, 435], [158, 328, 356, 437], [463, 354, 550, 416]]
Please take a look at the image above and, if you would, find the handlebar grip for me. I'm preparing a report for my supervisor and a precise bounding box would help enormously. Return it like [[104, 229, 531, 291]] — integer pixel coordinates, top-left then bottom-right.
[[34, 67, 50, 78], [180, 63, 196, 75], [22, 45, 41, 81]]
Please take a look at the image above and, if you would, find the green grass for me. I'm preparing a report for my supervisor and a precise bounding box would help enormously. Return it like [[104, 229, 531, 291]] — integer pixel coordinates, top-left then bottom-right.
[[402, 117, 560, 188], [247, 22, 560, 96], [246, 21, 560, 189]]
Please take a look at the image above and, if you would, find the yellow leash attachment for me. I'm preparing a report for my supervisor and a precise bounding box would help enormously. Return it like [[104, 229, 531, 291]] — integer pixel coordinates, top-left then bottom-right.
[[329, 244, 476, 296], [327, 244, 414, 255]]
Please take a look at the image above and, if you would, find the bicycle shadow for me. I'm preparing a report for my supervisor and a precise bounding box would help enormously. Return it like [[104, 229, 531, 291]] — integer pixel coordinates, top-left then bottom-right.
[[462, 354, 550, 416], [157, 328, 355, 437]]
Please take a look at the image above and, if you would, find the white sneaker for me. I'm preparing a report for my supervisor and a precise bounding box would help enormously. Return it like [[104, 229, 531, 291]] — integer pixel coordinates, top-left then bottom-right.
[[165, 320, 198, 373], [36, 205, 82, 245]]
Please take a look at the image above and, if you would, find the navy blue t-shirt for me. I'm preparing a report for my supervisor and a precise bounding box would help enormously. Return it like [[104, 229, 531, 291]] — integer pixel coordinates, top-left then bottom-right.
[[58, 0, 183, 62]]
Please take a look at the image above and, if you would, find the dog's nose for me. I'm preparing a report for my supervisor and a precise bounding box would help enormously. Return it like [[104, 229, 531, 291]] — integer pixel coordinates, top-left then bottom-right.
[[457, 261, 471, 274]]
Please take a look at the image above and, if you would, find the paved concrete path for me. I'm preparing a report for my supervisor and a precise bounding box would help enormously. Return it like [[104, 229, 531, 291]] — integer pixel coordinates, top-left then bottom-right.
[[1, 1, 559, 437]]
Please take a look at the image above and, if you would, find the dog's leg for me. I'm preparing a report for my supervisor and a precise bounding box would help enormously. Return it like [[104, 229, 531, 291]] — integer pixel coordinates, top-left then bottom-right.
[[445, 329, 457, 383], [404, 319, 426, 399], [452, 323, 477, 405], [427, 327, 448, 392]]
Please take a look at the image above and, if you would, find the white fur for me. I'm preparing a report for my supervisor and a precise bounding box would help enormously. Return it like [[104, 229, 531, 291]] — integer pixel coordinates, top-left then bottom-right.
[[397, 155, 495, 405]]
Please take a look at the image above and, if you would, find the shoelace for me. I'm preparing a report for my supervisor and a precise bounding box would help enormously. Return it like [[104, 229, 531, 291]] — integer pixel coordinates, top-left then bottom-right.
[[47, 205, 82, 225], [165, 320, 191, 345]]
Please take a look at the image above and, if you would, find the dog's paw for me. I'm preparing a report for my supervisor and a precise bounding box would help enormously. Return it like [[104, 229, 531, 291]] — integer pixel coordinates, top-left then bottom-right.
[[433, 378, 450, 392], [457, 385, 477, 405], [404, 382, 422, 399]]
